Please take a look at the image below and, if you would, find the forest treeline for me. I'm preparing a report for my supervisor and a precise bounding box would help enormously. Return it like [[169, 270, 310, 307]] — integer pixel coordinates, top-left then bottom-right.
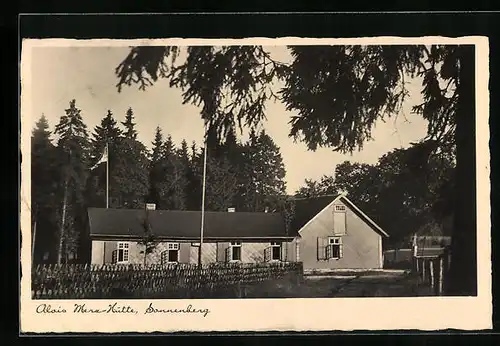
[[31, 99, 455, 264], [31, 100, 289, 264]]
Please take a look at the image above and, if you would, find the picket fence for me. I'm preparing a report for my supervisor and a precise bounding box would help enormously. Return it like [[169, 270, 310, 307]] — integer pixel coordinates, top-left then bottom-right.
[[31, 262, 304, 299], [413, 250, 452, 295]]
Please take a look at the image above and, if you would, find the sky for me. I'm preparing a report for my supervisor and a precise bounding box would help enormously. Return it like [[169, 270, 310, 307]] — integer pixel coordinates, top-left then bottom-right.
[[29, 45, 429, 194]]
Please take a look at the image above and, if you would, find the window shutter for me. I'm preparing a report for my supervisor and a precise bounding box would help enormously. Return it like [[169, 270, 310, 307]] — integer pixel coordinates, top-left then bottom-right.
[[280, 242, 286, 261], [285, 242, 294, 262], [339, 244, 344, 259], [161, 251, 168, 265], [264, 246, 271, 262], [179, 243, 191, 263], [104, 241, 117, 264], [317, 237, 327, 260], [317, 238, 320, 260], [111, 250, 117, 264], [217, 242, 230, 262]]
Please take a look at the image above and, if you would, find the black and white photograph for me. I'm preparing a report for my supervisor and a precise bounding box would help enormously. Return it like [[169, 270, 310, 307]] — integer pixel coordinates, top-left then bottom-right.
[[20, 37, 491, 332]]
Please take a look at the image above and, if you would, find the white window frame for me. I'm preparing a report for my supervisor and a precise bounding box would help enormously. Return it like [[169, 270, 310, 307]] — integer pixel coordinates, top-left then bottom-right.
[[333, 204, 347, 235], [327, 236, 343, 259], [230, 241, 242, 262], [116, 242, 130, 264], [162, 242, 180, 264], [334, 205, 346, 212], [270, 242, 282, 261]]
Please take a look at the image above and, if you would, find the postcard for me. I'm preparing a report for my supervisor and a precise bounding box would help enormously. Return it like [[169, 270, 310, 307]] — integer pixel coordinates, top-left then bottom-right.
[[20, 36, 492, 333]]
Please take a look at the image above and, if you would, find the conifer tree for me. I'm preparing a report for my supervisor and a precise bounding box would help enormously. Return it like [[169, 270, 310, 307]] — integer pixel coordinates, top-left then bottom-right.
[[89, 110, 123, 208], [238, 129, 287, 212], [157, 135, 187, 210], [91, 110, 122, 159], [122, 107, 138, 140], [53, 99, 90, 263], [31, 114, 62, 263], [148, 127, 164, 206]]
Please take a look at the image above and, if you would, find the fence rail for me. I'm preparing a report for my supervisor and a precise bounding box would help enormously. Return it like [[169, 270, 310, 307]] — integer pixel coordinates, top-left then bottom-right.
[[31, 262, 304, 299]]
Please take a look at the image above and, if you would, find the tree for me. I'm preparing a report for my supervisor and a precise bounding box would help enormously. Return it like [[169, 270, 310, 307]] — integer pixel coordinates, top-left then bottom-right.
[[89, 110, 149, 209], [278, 195, 296, 261], [148, 126, 164, 206], [295, 146, 456, 248], [249, 130, 287, 211], [178, 139, 198, 210], [122, 107, 138, 140], [112, 137, 150, 209], [156, 135, 188, 210], [91, 110, 122, 159], [186, 141, 202, 210], [54, 99, 91, 263], [31, 114, 62, 263], [115, 44, 476, 295], [138, 208, 159, 265], [193, 151, 238, 212], [332, 162, 381, 206]]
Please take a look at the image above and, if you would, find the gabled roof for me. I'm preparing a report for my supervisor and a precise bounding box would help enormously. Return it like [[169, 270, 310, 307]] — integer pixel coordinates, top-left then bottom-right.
[[88, 194, 389, 240], [292, 194, 389, 238], [290, 195, 338, 235], [88, 208, 290, 240]]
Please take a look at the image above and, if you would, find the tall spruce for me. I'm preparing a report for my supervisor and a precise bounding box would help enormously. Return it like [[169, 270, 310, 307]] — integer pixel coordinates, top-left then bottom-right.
[[148, 126, 164, 206], [53, 99, 90, 263], [91, 110, 122, 159], [112, 108, 150, 208], [239, 129, 287, 212], [31, 114, 62, 263], [178, 140, 195, 209], [199, 153, 238, 212], [122, 107, 138, 140], [89, 110, 123, 208], [187, 141, 202, 210], [157, 135, 187, 210]]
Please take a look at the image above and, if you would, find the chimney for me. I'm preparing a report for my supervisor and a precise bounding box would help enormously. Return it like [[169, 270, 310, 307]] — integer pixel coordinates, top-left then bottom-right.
[[146, 203, 156, 211], [227, 207, 235, 213]]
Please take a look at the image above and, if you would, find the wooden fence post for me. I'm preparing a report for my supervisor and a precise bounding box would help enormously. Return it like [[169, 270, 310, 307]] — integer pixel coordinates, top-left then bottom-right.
[[422, 259, 426, 282], [438, 256, 444, 296], [430, 259, 435, 293]]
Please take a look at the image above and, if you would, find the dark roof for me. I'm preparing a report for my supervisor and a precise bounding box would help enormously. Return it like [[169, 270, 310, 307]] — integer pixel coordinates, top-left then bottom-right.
[[290, 195, 338, 236], [88, 208, 289, 239], [88, 195, 389, 240]]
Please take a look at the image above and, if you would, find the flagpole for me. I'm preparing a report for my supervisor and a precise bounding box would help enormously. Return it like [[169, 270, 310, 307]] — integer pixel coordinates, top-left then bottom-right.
[[198, 125, 208, 266], [106, 142, 109, 209]]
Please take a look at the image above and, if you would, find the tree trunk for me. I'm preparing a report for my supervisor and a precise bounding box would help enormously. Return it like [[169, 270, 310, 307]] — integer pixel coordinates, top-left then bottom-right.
[[57, 176, 69, 265], [446, 45, 477, 296], [31, 203, 38, 265]]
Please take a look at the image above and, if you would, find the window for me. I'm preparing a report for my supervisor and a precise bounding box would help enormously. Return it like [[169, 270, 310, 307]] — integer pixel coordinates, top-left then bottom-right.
[[113, 242, 129, 264], [333, 205, 347, 234], [271, 242, 281, 261], [335, 205, 346, 212], [161, 243, 179, 264], [230, 241, 241, 261], [326, 237, 343, 259]]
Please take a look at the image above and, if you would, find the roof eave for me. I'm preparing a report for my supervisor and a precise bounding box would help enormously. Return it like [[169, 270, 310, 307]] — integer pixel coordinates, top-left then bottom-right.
[[89, 234, 297, 241]]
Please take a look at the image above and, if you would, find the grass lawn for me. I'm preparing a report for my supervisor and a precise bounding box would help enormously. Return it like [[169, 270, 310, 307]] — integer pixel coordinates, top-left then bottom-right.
[[240, 270, 435, 298]]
